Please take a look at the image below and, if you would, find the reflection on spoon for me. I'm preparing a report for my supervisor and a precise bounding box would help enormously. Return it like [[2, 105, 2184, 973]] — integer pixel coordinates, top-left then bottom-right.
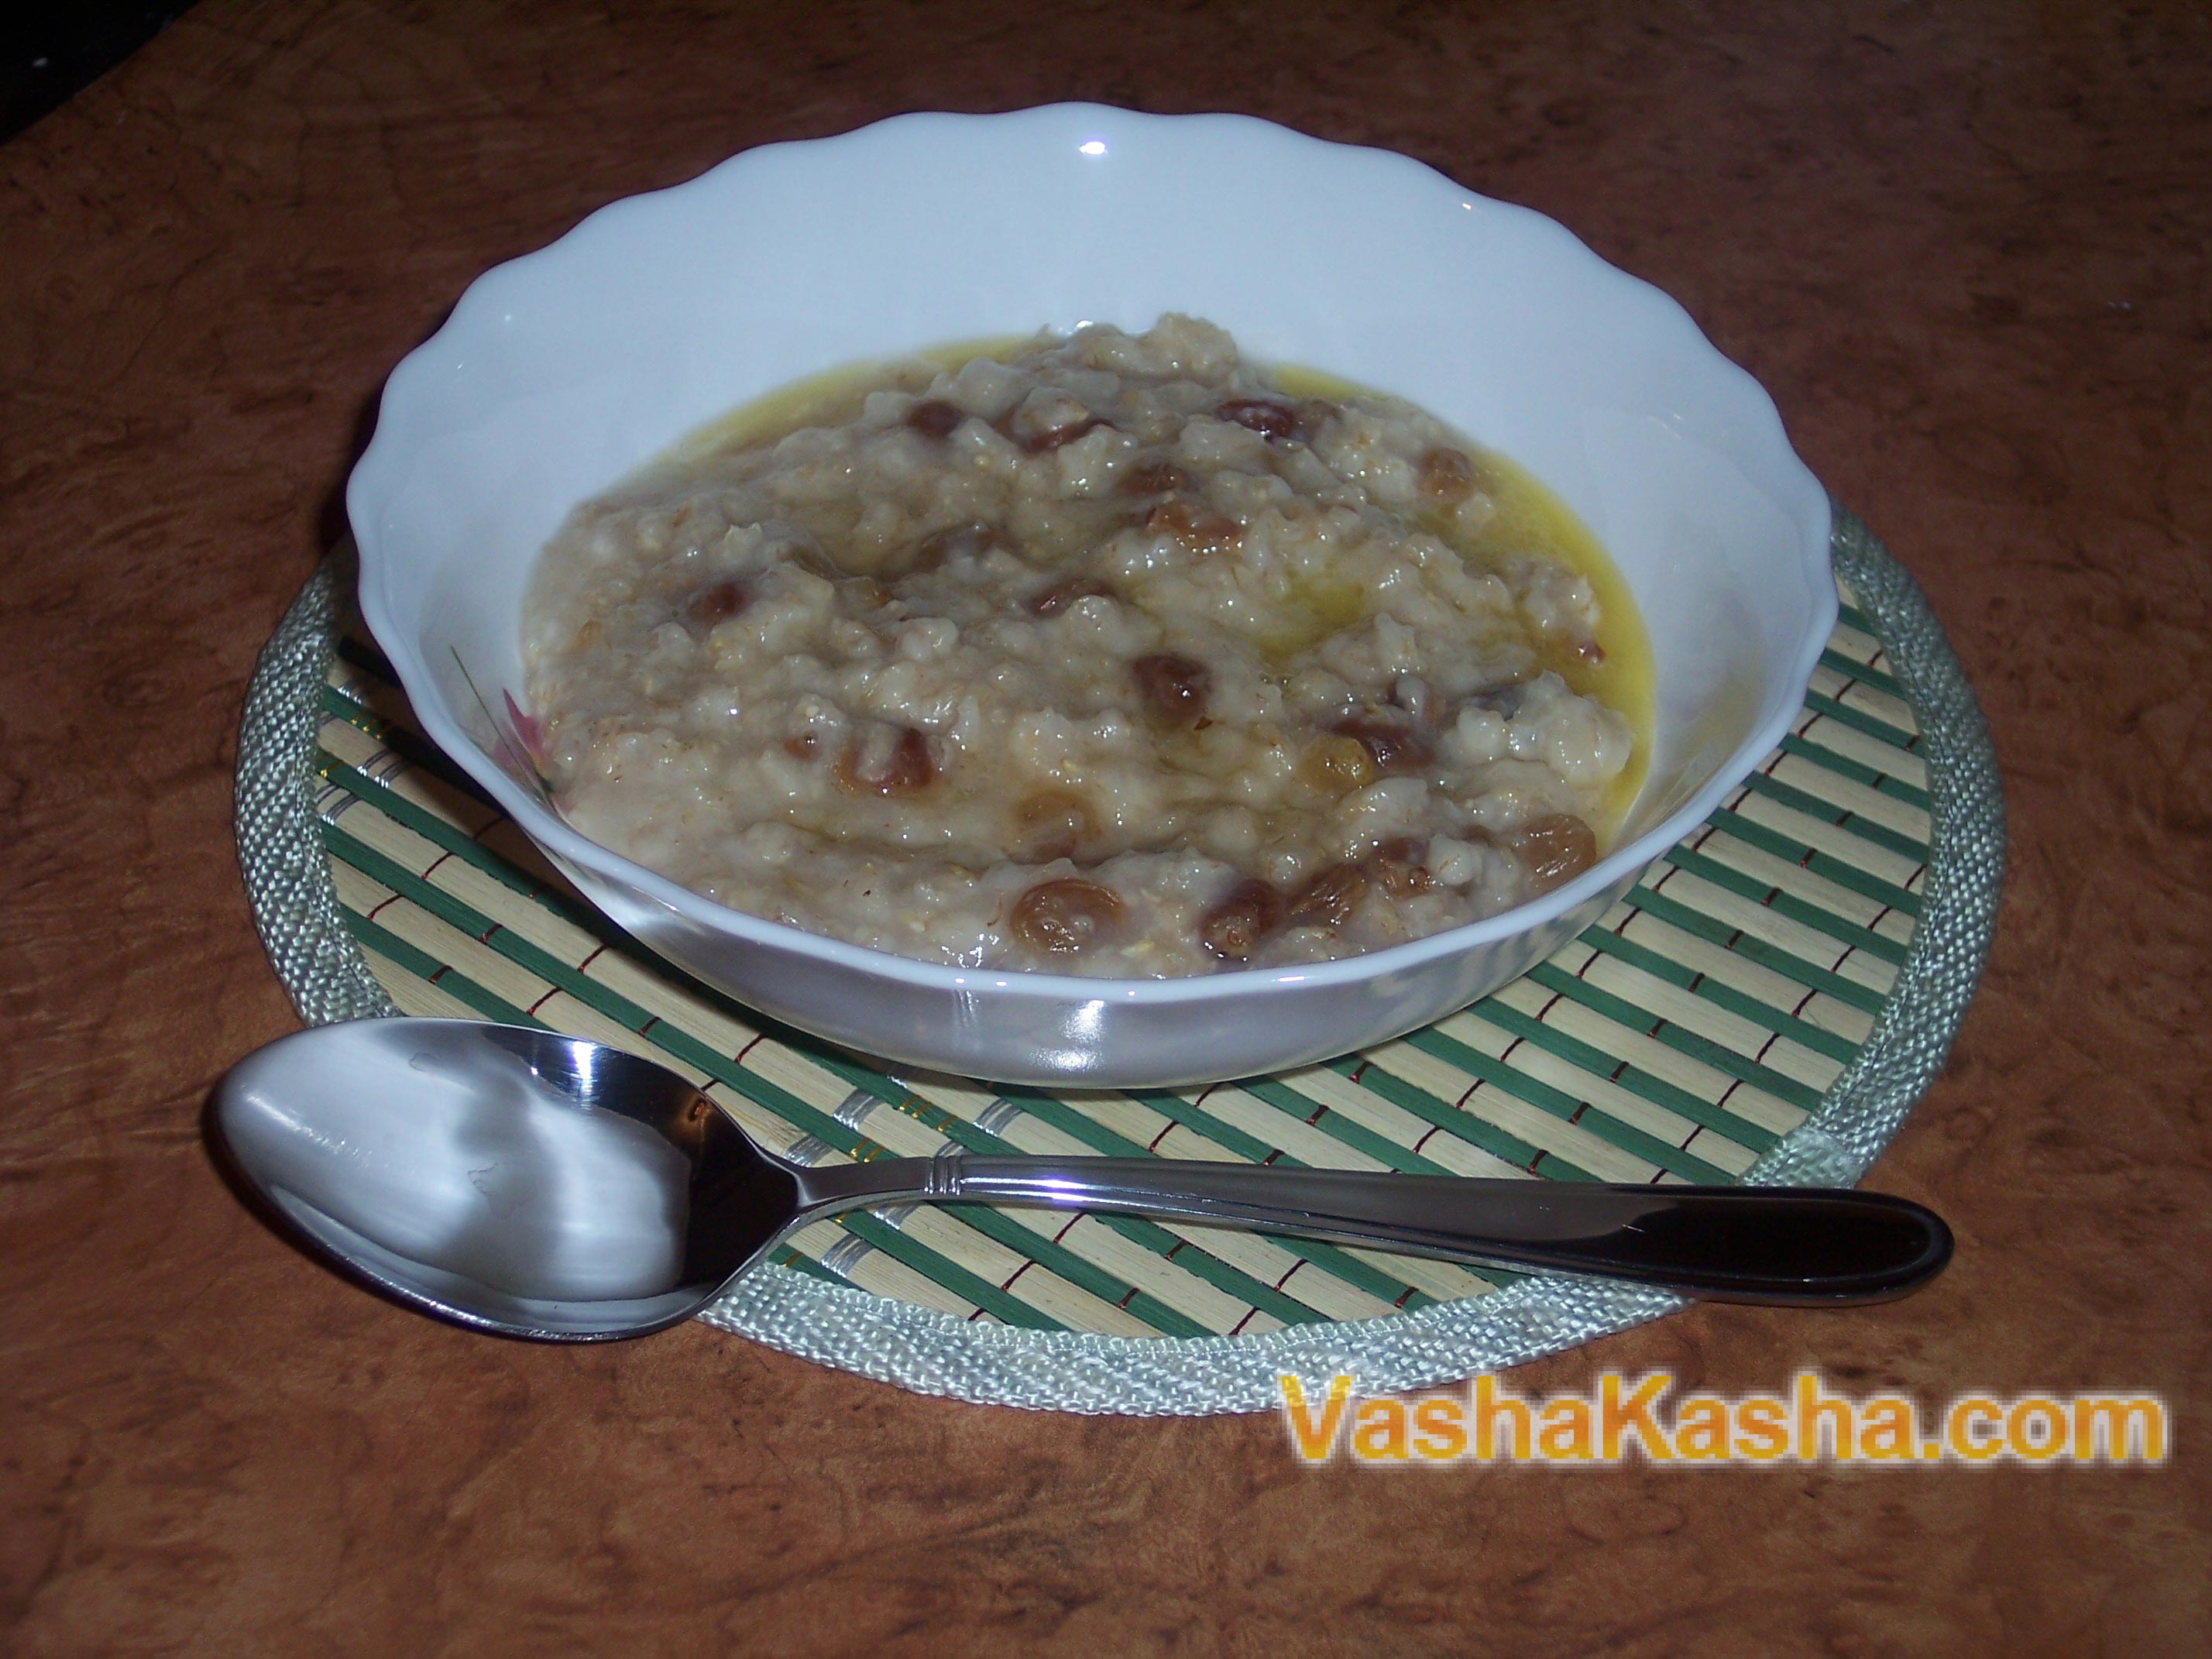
[[214, 1018, 1953, 1342], [224, 1032, 689, 1300]]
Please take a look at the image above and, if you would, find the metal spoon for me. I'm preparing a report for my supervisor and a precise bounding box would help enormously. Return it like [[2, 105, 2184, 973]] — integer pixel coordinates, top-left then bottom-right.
[[213, 1018, 1951, 1341]]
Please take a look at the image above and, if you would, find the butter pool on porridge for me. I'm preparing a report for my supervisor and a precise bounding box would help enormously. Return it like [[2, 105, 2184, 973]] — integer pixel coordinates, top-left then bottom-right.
[[522, 315, 1649, 977]]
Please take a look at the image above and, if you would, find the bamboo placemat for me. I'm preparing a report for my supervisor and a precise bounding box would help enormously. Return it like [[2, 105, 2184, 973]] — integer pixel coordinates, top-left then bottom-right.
[[234, 505, 2002, 1412]]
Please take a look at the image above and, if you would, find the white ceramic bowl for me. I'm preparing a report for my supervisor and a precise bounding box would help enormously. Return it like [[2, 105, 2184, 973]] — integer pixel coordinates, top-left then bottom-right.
[[351, 105, 1833, 1088]]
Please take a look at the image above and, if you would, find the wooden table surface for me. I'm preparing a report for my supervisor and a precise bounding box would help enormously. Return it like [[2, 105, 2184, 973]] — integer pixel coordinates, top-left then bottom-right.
[[5, 2, 2207, 1652]]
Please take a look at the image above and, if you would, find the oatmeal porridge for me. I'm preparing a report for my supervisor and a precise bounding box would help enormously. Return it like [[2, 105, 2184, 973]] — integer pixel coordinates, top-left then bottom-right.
[[521, 315, 1648, 977]]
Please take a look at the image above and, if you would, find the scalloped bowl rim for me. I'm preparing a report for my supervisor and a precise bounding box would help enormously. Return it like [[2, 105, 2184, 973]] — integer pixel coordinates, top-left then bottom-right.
[[352, 105, 1834, 1013]]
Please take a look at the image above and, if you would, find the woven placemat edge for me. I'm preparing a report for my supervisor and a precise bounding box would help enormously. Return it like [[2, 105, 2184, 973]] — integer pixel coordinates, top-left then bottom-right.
[[231, 503, 2004, 1414]]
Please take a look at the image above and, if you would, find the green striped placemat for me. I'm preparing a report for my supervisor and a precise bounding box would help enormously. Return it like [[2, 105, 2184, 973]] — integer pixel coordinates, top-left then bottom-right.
[[234, 505, 2002, 1411]]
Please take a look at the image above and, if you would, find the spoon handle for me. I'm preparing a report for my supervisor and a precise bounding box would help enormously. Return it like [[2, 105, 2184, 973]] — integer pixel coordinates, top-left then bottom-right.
[[811, 1156, 1949, 1304]]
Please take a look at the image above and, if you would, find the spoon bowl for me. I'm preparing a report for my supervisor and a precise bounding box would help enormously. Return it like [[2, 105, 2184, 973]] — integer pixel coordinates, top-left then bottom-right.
[[218, 1020, 803, 1337], [215, 1018, 1953, 1341]]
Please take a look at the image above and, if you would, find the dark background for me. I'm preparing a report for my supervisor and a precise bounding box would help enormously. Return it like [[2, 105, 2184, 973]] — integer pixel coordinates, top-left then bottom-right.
[[2, 3, 190, 141]]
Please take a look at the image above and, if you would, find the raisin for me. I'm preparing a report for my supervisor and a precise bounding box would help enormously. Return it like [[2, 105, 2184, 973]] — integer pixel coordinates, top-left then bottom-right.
[[1026, 575, 1118, 617], [1509, 813, 1596, 893], [1418, 446, 1478, 503], [1286, 862, 1370, 930], [1216, 397, 1305, 441], [1198, 878, 1285, 962], [835, 725, 936, 796], [1331, 711, 1434, 775], [1010, 788, 1101, 861], [1030, 422, 1106, 455], [1574, 638, 1607, 665], [1132, 653, 1213, 727], [678, 579, 747, 632], [1117, 459, 1191, 496], [1017, 414, 1108, 455], [1008, 878, 1127, 955], [905, 399, 964, 439], [783, 730, 823, 761], [1295, 733, 1376, 795], [1146, 497, 1242, 554], [1369, 836, 1435, 898]]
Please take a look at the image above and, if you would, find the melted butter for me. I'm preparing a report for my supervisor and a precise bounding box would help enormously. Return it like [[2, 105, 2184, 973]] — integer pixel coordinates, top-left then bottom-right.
[[1484, 448, 1654, 833], [1275, 365, 1655, 836], [656, 338, 1656, 843], [668, 335, 1036, 460], [1259, 569, 1372, 661]]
